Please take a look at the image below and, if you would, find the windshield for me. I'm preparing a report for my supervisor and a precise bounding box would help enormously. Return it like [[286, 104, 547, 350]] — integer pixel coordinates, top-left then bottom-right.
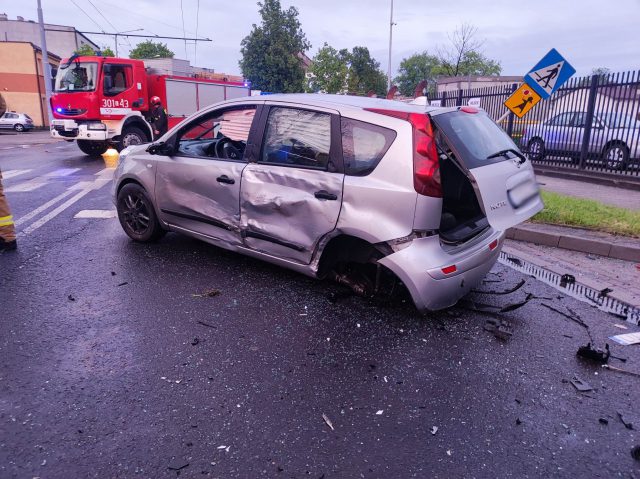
[[599, 113, 640, 129], [54, 62, 98, 92], [433, 110, 519, 168]]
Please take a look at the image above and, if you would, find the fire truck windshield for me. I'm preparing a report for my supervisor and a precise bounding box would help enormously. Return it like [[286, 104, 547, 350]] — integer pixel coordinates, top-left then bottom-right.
[[54, 62, 98, 92]]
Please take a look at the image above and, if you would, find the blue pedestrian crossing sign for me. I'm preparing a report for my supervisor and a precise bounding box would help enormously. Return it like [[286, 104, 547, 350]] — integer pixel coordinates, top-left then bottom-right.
[[524, 48, 576, 99]]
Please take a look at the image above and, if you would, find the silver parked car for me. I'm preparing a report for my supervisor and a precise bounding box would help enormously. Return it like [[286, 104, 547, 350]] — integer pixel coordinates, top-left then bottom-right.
[[112, 94, 543, 312], [0, 111, 35, 132], [522, 111, 640, 170]]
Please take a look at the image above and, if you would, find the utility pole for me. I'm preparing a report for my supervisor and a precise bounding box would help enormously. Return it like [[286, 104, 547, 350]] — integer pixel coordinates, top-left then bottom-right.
[[36, 0, 53, 126], [387, 0, 394, 91], [113, 29, 143, 57]]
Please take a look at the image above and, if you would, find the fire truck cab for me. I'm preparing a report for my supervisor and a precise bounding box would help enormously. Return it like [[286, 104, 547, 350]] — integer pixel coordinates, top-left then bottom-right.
[[50, 55, 250, 156]]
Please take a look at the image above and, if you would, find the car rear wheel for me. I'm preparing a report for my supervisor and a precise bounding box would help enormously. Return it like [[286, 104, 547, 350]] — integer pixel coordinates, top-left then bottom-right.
[[77, 140, 109, 157], [527, 138, 545, 161], [116, 183, 165, 242], [13, 124, 24, 132], [603, 142, 629, 171]]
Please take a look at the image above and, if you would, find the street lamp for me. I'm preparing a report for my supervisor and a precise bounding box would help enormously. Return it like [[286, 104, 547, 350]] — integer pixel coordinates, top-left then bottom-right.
[[387, 0, 396, 91]]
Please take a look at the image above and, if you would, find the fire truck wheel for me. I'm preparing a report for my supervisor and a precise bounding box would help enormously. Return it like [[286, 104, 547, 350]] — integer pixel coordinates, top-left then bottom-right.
[[77, 140, 109, 157], [117, 126, 148, 151]]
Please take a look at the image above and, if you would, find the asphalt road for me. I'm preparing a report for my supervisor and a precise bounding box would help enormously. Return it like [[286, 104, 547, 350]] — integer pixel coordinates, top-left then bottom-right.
[[1, 136, 640, 478]]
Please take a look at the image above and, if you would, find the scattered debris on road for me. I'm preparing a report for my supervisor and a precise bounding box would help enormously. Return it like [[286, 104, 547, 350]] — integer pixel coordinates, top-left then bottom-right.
[[577, 343, 610, 363], [599, 418, 608, 425], [67, 294, 75, 301], [192, 289, 221, 298], [167, 460, 189, 471], [617, 412, 634, 430], [431, 426, 438, 435], [376, 410, 384, 415], [483, 317, 513, 340], [473, 279, 526, 295], [191, 338, 200, 346], [609, 332, 640, 346], [197, 320, 217, 329], [322, 413, 335, 431], [603, 364, 640, 378], [117, 281, 128, 287], [631, 446, 640, 461], [570, 376, 593, 392]]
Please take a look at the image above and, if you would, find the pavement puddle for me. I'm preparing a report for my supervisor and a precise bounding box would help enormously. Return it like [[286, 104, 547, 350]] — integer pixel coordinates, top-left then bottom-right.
[[499, 251, 640, 325]]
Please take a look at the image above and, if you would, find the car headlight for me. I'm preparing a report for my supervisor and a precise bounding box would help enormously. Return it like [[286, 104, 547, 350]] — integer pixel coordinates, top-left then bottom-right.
[[88, 122, 107, 131]]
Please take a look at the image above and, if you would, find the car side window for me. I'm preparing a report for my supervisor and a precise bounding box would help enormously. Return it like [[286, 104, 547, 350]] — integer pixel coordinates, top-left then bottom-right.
[[341, 117, 396, 176], [260, 107, 331, 169], [547, 112, 574, 127], [175, 105, 257, 161]]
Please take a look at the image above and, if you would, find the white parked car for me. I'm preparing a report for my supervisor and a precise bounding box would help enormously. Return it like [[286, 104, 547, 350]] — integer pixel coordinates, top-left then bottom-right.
[[0, 111, 34, 132], [112, 94, 543, 311]]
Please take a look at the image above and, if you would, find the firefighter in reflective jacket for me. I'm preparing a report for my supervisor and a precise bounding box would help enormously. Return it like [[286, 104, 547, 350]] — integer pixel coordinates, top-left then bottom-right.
[[0, 168, 17, 251], [149, 96, 168, 139]]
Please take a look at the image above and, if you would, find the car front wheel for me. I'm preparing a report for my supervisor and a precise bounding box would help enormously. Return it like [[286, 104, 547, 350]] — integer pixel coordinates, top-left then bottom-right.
[[116, 183, 165, 242], [527, 138, 545, 161], [603, 143, 629, 171]]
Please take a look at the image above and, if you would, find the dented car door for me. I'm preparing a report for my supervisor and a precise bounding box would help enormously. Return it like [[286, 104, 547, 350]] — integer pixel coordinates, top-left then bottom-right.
[[240, 105, 344, 264], [155, 104, 260, 245]]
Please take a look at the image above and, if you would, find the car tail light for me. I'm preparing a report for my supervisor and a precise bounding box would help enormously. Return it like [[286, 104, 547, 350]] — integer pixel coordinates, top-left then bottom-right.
[[441, 265, 457, 274], [489, 239, 499, 250], [364, 108, 442, 197]]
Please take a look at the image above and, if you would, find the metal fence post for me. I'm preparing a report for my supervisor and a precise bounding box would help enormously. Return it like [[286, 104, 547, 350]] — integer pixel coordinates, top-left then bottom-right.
[[456, 89, 463, 106], [506, 83, 517, 137], [441, 90, 447, 107], [579, 74, 599, 169]]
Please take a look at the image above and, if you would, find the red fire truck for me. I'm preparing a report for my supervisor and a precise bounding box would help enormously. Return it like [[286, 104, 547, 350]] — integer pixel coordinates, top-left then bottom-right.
[[50, 55, 251, 156]]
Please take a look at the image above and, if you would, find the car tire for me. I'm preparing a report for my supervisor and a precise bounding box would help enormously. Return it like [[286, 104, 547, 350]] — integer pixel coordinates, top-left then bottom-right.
[[14, 123, 24, 132], [527, 138, 545, 161], [116, 126, 148, 152], [77, 140, 109, 157], [116, 183, 166, 242], [603, 142, 629, 171]]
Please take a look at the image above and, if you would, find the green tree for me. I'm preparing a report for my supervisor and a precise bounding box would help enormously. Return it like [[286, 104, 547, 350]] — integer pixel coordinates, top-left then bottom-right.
[[394, 52, 441, 97], [436, 23, 501, 77], [306, 43, 349, 93], [239, 0, 311, 93], [347, 46, 387, 96], [73, 44, 115, 57], [129, 40, 174, 59]]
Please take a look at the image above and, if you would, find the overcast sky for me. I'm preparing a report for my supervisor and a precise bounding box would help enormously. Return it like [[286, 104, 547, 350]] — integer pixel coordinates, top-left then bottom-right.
[[5, 0, 640, 78]]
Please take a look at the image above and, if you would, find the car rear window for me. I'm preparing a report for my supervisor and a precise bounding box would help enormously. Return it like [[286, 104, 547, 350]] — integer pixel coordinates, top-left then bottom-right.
[[341, 117, 396, 176], [24, 114, 33, 120], [433, 111, 520, 168]]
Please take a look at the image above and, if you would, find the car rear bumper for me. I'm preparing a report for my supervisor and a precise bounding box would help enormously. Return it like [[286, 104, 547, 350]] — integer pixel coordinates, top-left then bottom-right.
[[378, 229, 504, 311], [51, 120, 109, 140]]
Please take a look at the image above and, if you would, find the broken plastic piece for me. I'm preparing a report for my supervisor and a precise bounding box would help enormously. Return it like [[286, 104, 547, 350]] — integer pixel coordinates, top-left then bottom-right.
[[484, 318, 513, 340], [167, 460, 189, 471], [560, 274, 576, 287], [322, 413, 335, 431], [609, 332, 640, 346], [473, 279, 526, 295], [577, 343, 610, 364], [617, 412, 634, 430], [570, 376, 593, 392], [431, 426, 438, 435], [192, 289, 221, 298]]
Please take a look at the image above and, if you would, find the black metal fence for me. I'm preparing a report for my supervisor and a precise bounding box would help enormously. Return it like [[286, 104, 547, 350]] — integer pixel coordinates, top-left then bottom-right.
[[431, 70, 640, 177]]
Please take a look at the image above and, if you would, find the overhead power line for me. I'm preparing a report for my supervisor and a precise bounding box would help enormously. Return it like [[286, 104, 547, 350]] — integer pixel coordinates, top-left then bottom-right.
[[70, 0, 104, 32], [46, 29, 212, 43]]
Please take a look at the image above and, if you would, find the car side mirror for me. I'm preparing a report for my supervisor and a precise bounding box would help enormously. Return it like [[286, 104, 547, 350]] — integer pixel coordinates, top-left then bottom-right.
[[146, 142, 173, 156]]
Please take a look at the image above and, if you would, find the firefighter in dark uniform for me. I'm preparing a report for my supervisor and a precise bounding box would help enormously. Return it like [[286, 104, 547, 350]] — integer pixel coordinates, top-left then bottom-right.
[[0, 168, 17, 251], [149, 96, 168, 139]]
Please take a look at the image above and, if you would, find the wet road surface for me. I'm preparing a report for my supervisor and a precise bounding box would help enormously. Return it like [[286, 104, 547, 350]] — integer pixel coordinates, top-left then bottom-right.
[[1, 140, 639, 478]]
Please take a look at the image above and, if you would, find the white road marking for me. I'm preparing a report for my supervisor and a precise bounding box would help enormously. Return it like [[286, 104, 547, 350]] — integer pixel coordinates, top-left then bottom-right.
[[4, 177, 48, 193], [44, 168, 81, 177], [2, 169, 33, 179], [14, 189, 77, 227], [20, 176, 111, 235], [74, 209, 117, 219]]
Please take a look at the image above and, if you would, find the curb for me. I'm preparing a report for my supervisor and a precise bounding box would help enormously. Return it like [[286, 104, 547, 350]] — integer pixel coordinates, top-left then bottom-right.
[[533, 166, 640, 192], [506, 225, 640, 262]]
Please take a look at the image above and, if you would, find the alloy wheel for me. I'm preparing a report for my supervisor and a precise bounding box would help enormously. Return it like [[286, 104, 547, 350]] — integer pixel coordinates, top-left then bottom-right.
[[122, 193, 150, 235]]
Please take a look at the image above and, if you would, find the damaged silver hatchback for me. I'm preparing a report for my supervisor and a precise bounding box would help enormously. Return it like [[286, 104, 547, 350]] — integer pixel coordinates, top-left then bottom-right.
[[112, 94, 543, 311]]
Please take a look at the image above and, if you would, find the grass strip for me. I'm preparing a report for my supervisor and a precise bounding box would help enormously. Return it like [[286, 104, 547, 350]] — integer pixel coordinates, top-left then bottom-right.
[[530, 190, 640, 237]]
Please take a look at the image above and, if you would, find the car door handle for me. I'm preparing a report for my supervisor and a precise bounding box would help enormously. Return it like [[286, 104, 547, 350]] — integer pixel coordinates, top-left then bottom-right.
[[314, 190, 337, 200], [216, 175, 235, 185]]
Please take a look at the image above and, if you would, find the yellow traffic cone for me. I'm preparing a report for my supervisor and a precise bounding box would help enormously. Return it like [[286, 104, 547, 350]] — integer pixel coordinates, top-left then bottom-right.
[[102, 147, 119, 169]]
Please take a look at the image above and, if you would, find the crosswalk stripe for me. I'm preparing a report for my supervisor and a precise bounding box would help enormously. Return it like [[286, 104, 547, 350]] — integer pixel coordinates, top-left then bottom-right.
[[4, 177, 48, 193], [74, 209, 117, 219], [44, 168, 81, 177], [2, 169, 33, 180]]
